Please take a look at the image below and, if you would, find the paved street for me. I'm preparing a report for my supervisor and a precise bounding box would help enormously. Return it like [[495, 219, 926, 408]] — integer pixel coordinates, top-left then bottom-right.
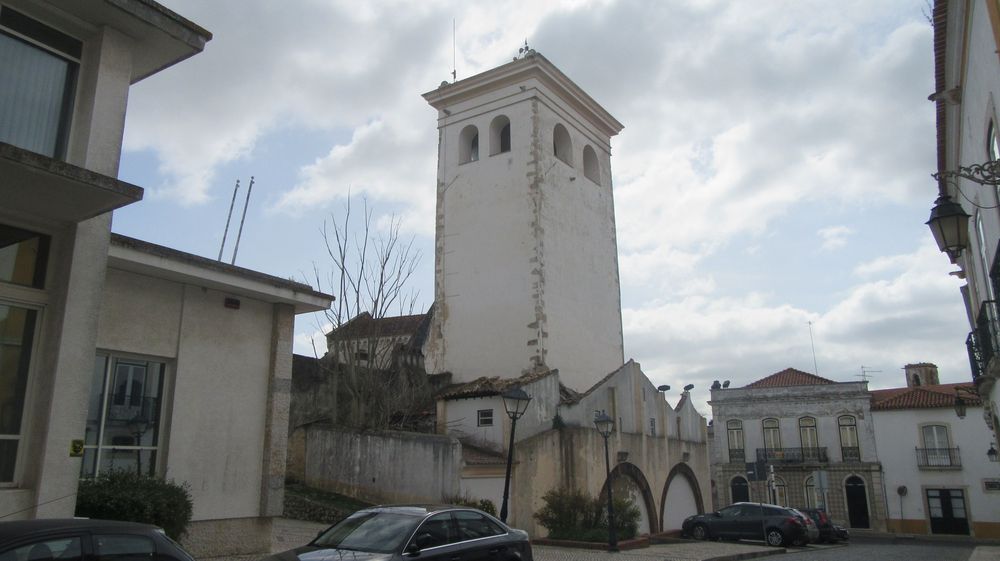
[[200, 519, 1000, 561]]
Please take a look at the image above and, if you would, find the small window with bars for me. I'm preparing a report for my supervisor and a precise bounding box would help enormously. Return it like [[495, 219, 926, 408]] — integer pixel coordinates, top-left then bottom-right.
[[477, 409, 493, 427]]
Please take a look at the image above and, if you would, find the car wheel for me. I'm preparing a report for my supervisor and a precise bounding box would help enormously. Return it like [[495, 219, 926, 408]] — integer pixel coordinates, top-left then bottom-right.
[[765, 528, 785, 547], [691, 524, 709, 540]]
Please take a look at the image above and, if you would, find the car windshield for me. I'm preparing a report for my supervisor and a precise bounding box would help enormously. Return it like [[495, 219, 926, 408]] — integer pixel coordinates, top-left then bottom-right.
[[314, 511, 422, 553]]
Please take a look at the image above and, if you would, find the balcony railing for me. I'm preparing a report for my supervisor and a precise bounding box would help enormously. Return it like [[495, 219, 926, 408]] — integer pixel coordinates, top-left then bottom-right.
[[729, 448, 745, 462], [841, 446, 861, 462], [970, 300, 1000, 381], [756, 447, 828, 464], [915, 447, 962, 468]]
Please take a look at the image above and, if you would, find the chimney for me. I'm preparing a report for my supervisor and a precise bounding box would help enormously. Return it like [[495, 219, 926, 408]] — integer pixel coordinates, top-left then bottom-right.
[[904, 363, 939, 387]]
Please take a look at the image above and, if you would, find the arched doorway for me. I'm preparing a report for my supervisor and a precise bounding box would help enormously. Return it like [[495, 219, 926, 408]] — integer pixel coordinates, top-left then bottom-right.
[[600, 462, 658, 535], [660, 463, 705, 531], [845, 475, 870, 528], [730, 475, 749, 503]]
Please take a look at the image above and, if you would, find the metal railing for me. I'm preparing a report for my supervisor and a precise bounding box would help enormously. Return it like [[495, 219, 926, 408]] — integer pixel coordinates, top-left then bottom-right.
[[756, 447, 828, 463], [971, 300, 1000, 380], [841, 446, 861, 462], [915, 447, 961, 468], [729, 448, 745, 462]]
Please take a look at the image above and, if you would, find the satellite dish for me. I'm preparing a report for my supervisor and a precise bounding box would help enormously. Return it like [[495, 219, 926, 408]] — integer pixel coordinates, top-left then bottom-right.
[[722, 380, 731, 388]]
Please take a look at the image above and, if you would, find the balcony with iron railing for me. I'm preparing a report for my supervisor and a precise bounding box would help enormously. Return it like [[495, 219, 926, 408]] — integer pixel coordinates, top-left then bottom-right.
[[841, 446, 861, 462], [756, 447, 828, 464], [915, 447, 962, 469], [967, 299, 1000, 382], [728, 448, 745, 463]]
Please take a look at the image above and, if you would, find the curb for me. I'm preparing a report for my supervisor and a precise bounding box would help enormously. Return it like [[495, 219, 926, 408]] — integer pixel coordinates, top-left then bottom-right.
[[705, 548, 787, 561]]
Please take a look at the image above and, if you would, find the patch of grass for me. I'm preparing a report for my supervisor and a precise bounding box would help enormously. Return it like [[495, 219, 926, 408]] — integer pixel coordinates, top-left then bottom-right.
[[285, 482, 373, 511]]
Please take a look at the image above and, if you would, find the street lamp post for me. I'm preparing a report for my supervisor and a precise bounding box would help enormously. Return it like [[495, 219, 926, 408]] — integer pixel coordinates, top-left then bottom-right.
[[498, 387, 532, 523], [594, 411, 618, 552]]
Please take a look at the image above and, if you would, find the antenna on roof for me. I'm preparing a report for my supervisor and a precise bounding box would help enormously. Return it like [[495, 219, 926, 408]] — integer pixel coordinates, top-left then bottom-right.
[[515, 38, 532, 60], [858, 366, 881, 383], [218, 178, 241, 261], [451, 18, 457, 82], [807, 321, 820, 375], [230, 175, 255, 265]]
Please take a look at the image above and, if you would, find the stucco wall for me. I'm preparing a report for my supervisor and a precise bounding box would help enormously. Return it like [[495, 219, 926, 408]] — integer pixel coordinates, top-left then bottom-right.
[[873, 406, 1000, 536], [424, 71, 624, 392], [97, 271, 277, 522], [303, 425, 461, 504]]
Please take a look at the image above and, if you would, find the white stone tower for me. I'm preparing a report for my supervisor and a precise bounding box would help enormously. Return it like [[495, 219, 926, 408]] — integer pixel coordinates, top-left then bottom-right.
[[421, 51, 625, 391]]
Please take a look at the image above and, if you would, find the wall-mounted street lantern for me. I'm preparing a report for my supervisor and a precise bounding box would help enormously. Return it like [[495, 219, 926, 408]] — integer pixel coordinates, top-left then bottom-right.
[[927, 162, 1000, 259], [594, 410, 618, 553], [988, 442, 998, 463], [498, 387, 532, 523], [953, 386, 979, 419]]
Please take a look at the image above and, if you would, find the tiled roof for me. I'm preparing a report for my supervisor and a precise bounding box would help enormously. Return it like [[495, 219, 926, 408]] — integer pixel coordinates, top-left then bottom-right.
[[744, 368, 835, 389], [437, 368, 557, 400], [560, 360, 634, 405], [871, 383, 980, 411], [328, 312, 428, 339]]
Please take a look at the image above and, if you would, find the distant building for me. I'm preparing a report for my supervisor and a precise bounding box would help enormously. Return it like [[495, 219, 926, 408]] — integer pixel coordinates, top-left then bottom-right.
[[927, 0, 1000, 447], [872, 364, 1000, 538], [326, 311, 428, 370], [708, 368, 887, 531], [0, 1, 331, 556]]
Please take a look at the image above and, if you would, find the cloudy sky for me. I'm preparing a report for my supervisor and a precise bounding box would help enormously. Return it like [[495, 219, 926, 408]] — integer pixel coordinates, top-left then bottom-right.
[[114, 0, 969, 414]]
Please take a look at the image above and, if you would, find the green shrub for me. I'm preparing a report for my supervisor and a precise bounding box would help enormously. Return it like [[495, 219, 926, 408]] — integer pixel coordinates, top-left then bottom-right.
[[443, 495, 498, 516], [75, 470, 192, 539], [533, 487, 641, 542]]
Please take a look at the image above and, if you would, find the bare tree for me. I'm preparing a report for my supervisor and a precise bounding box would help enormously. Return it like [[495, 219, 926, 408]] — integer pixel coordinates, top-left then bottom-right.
[[311, 196, 429, 429]]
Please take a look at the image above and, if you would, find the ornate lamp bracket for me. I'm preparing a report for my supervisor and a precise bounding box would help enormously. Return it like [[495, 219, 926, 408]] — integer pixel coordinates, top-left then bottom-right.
[[933, 160, 1000, 186]]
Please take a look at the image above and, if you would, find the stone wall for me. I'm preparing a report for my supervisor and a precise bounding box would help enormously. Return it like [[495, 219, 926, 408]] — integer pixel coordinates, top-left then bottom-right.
[[302, 425, 461, 504]]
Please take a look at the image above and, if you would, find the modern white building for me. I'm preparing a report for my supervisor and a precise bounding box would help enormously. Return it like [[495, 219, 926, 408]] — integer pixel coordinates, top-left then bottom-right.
[[872, 364, 1000, 538], [708, 368, 887, 531], [0, 1, 331, 556], [926, 0, 1000, 447]]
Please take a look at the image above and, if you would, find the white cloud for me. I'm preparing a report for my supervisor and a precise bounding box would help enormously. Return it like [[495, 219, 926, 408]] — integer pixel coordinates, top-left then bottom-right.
[[818, 226, 853, 251]]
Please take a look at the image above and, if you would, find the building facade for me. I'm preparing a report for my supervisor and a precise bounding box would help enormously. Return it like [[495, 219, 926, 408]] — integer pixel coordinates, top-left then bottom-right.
[[708, 368, 887, 532], [927, 0, 1000, 447], [872, 364, 1000, 538], [0, 1, 332, 556]]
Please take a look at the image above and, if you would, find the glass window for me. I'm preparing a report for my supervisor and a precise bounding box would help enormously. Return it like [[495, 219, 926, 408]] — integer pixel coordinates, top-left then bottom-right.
[[762, 418, 781, 449], [0, 303, 38, 484], [477, 409, 493, 427], [454, 510, 504, 541], [0, 224, 49, 288], [799, 417, 818, 448], [316, 511, 421, 554], [804, 476, 816, 508], [81, 354, 166, 477], [2, 537, 82, 561], [0, 7, 80, 159], [95, 535, 153, 561], [413, 513, 455, 549]]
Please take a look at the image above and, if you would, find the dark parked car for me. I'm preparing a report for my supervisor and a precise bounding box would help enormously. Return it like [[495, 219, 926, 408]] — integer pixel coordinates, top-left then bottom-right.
[[682, 502, 808, 547], [0, 519, 195, 561], [796, 508, 839, 543], [787, 508, 820, 545], [264, 505, 533, 561]]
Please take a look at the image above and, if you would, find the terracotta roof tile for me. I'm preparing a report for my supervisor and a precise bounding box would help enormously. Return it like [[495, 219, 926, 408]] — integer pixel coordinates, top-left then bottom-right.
[[871, 383, 980, 411], [462, 443, 506, 466], [437, 368, 557, 400], [328, 312, 428, 339], [744, 368, 836, 389]]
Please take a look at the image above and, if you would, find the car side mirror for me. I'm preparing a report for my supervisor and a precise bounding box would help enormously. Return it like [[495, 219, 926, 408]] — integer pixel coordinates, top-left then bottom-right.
[[404, 542, 421, 556]]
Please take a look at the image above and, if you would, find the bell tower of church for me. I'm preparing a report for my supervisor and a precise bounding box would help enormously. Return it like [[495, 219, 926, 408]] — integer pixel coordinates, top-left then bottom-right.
[[421, 51, 625, 391]]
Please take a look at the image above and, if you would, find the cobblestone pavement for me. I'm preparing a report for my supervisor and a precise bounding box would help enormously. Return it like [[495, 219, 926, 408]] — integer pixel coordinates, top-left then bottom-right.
[[533, 541, 779, 561]]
